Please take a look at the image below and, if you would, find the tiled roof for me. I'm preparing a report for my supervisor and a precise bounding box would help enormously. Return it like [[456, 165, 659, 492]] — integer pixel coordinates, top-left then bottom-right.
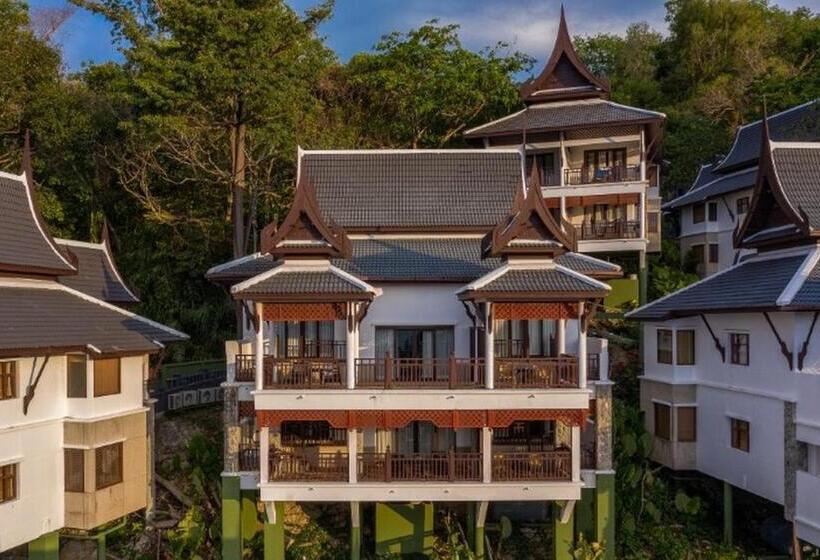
[[663, 166, 757, 210], [771, 146, 820, 228], [231, 266, 373, 298], [464, 266, 610, 296], [792, 258, 820, 306], [713, 99, 819, 172], [206, 238, 622, 284], [301, 151, 523, 230], [0, 173, 76, 275], [56, 240, 140, 305], [627, 254, 807, 320], [0, 281, 187, 355], [464, 100, 663, 138]]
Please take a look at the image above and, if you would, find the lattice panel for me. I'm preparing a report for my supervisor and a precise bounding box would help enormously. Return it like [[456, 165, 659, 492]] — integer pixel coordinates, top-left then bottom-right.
[[495, 302, 578, 320], [263, 302, 346, 321], [486, 409, 587, 428], [238, 401, 255, 417]]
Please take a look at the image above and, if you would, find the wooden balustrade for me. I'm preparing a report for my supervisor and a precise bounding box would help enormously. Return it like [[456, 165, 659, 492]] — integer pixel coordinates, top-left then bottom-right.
[[238, 445, 259, 471], [357, 451, 482, 482], [235, 354, 256, 382], [495, 356, 579, 388], [576, 219, 641, 240], [268, 451, 349, 481], [492, 450, 572, 481], [355, 357, 485, 389], [564, 165, 641, 185], [262, 356, 345, 389]]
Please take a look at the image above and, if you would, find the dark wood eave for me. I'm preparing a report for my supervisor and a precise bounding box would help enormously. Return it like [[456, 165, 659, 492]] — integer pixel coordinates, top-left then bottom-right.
[[0, 345, 158, 359], [99, 221, 141, 303], [519, 5, 610, 104], [232, 292, 374, 303], [458, 290, 605, 303], [260, 175, 352, 259], [734, 112, 811, 249]]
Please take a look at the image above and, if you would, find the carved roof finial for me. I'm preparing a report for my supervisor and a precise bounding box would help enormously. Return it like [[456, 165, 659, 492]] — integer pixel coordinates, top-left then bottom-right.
[[21, 129, 34, 186]]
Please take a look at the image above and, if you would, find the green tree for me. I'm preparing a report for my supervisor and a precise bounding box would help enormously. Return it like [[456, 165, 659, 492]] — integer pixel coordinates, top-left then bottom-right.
[[343, 21, 532, 148]]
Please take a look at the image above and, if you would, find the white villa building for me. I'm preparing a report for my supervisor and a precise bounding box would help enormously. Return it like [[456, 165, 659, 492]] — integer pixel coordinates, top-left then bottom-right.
[[664, 100, 818, 277], [0, 161, 187, 557], [629, 114, 820, 549]]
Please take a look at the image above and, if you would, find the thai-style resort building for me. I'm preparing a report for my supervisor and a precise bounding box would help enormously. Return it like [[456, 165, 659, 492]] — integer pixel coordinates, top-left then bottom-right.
[[663, 100, 819, 277], [630, 112, 820, 549], [464, 7, 666, 305], [0, 161, 187, 556], [206, 8, 667, 559]]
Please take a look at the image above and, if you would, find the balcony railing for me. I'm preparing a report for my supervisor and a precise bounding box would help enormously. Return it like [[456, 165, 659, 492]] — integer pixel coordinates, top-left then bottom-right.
[[576, 219, 641, 241], [564, 165, 641, 186], [357, 452, 483, 482], [588, 353, 600, 381], [495, 357, 578, 388], [492, 450, 572, 481], [355, 357, 485, 389], [263, 357, 345, 389], [238, 445, 259, 471], [235, 354, 256, 382], [269, 451, 349, 481]]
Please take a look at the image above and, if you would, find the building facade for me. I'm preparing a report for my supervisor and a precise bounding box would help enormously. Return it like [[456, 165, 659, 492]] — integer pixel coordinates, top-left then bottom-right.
[[464, 7, 665, 305], [664, 100, 818, 277], [0, 167, 187, 557], [209, 148, 619, 559], [630, 117, 820, 548]]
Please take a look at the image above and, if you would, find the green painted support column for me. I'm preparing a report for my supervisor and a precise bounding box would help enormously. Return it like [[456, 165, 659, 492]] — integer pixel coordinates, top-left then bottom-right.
[[723, 481, 733, 546], [596, 473, 616, 560], [96, 534, 106, 560], [28, 531, 59, 560], [264, 501, 285, 560], [474, 524, 486, 560], [466, 502, 475, 551], [639, 251, 648, 306], [553, 503, 575, 560], [375, 503, 434, 556], [575, 488, 595, 542], [241, 490, 259, 549], [221, 475, 242, 560], [350, 502, 361, 560]]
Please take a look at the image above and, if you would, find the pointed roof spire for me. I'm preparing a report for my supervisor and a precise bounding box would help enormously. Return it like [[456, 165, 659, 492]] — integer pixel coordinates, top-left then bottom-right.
[[520, 5, 610, 104], [21, 129, 34, 186]]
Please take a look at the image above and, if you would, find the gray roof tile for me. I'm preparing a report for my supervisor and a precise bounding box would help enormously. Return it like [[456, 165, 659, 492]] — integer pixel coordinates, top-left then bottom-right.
[[233, 269, 369, 297], [792, 260, 820, 306], [0, 174, 76, 274], [56, 241, 139, 305], [772, 146, 820, 228], [473, 267, 608, 295], [301, 151, 523, 230], [0, 283, 187, 355], [663, 166, 757, 210], [464, 101, 663, 138]]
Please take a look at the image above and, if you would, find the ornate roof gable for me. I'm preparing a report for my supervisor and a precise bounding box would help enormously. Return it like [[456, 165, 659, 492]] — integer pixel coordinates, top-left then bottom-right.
[[520, 6, 610, 104], [483, 177, 577, 258], [734, 111, 818, 250], [260, 175, 352, 259]]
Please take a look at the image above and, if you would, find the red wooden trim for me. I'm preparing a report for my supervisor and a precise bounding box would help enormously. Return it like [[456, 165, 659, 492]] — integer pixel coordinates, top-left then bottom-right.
[[495, 302, 577, 320]]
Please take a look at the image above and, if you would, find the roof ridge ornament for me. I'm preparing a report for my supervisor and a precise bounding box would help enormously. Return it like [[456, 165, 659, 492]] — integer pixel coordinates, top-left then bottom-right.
[[519, 5, 610, 104]]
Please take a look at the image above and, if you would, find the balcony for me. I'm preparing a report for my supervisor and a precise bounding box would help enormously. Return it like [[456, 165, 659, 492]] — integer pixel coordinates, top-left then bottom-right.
[[355, 357, 485, 389], [495, 357, 578, 388], [576, 219, 641, 241], [564, 165, 641, 186], [262, 449, 572, 483]]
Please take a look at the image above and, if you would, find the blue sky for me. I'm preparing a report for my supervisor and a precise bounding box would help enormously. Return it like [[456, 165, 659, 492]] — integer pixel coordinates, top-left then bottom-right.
[[30, 0, 819, 73]]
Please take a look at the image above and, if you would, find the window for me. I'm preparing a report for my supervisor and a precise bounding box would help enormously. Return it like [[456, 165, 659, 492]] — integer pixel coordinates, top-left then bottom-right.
[[731, 419, 750, 452], [736, 197, 750, 215], [95, 443, 123, 489], [691, 244, 705, 264], [93, 358, 121, 397], [693, 203, 705, 223], [707, 202, 718, 222], [67, 355, 87, 398], [708, 243, 719, 264], [648, 212, 659, 234], [730, 333, 749, 365], [657, 329, 673, 364], [64, 449, 85, 492], [654, 403, 671, 440], [0, 361, 16, 400], [676, 330, 696, 365], [0, 463, 17, 503], [677, 407, 697, 442]]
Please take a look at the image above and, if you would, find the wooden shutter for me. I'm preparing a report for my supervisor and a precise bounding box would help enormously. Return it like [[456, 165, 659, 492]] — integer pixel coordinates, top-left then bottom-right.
[[93, 358, 121, 397], [64, 449, 85, 492]]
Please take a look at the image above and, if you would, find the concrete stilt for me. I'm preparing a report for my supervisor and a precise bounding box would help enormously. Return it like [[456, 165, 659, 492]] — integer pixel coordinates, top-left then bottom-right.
[[27, 531, 59, 560], [475, 501, 488, 560], [264, 501, 285, 560], [241, 490, 259, 548], [553, 503, 575, 560], [350, 502, 361, 560], [96, 534, 106, 560], [724, 481, 733, 546], [221, 475, 242, 560], [596, 473, 616, 560]]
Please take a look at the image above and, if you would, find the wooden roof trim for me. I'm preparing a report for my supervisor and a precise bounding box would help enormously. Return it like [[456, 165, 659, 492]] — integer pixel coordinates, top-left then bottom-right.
[[260, 175, 352, 259], [734, 109, 810, 248], [520, 6, 610, 104], [99, 221, 141, 303]]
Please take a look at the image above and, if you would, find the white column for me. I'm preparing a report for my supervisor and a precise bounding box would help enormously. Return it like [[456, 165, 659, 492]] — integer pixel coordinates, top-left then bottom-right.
[[571, 425, 581, 483], [577, 303, 587, 389], [347, 429, 357, 483], [484, 303, 494, 389], [346, 303, 356, 389], [640, 127, 647, 182], [639, 190, 646, 240], [481, 427, 492, 483], [556, 319, 566, 355], [260, 426, 270, 483], [559, 131, 567, 186], [255, 302, 264, 391]]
